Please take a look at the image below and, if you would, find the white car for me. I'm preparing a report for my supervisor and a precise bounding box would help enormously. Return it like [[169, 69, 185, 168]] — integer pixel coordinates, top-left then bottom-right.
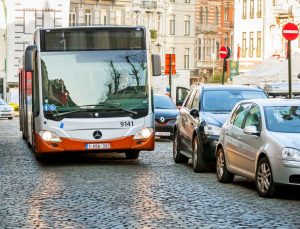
[[0, 99, 14, 119], [216, 99, 300, 198]]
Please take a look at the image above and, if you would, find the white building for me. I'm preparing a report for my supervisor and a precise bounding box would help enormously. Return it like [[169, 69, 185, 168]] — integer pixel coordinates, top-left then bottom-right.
[[0, 0, 6, 99], [69, 0, 195, 86], [5, 0, 70, 102], [234, 0, 300, 73]]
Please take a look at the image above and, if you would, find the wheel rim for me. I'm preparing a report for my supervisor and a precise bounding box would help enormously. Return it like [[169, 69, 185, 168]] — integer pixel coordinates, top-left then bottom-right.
[[217, 149, 224, 179], [193, 139, 198, 168], [173, 132, 178, 158], [257, 162, 272, 193]]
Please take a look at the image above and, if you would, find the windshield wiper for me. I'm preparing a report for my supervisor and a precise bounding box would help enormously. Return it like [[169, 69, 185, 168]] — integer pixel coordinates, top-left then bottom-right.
[[52, 103, 137, 117]]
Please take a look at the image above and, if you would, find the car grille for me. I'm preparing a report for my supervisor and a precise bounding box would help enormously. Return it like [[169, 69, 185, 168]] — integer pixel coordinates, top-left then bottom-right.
[[289, 175, 300, 184]]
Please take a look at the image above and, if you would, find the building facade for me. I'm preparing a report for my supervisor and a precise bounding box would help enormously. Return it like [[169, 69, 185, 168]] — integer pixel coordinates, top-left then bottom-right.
[[234, 0, 300, 73], [194, 0, 234, 83], [0, 0, 6, 99], [4, 0, 70, 102]]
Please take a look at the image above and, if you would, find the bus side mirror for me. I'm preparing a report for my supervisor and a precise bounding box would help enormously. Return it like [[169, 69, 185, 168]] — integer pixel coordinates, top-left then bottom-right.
[[25, 45, 37, 72], [152, 54, 161, 76]]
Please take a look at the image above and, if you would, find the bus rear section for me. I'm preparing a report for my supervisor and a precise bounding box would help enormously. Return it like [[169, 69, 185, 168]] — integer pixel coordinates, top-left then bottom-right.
[[19, 26, 161, 159]]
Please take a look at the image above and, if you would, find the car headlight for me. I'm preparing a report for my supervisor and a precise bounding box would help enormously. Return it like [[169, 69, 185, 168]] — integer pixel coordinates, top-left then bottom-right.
[[282, 147, 300, 161], [133, 128, 153, 140], [204, 124, 221, 136], [39, 131, 62, 142]]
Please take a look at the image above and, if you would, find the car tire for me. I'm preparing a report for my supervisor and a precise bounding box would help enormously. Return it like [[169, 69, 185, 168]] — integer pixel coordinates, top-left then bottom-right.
[[216, 147, 234, 183], [8, 117, 13, 120], [173, 130, 189, 163], [255, 157, 277, 198], [192, 137, 209, 173], [125, 150, 140, 160]]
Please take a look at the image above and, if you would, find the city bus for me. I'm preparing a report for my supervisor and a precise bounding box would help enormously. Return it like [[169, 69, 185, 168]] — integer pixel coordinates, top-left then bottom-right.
[[19, 26, 161, 159]]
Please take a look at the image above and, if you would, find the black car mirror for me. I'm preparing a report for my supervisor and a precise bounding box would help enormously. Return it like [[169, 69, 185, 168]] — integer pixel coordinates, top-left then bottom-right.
[[190, 109, 199, 118], [244, 126, 260, 135]]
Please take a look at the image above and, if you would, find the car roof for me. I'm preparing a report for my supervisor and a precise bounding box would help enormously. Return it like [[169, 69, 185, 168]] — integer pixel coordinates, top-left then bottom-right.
[[190, 84, 264, 91], [240, 98, 300, 106]]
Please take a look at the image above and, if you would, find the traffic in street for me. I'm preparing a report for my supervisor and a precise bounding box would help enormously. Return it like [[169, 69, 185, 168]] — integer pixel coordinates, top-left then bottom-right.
[[1, 118, 299, 228]]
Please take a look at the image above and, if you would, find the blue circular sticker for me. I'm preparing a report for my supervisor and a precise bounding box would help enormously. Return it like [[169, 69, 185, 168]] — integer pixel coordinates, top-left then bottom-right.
[[43, 104, 50, 111], [50, 104, 56, 111]]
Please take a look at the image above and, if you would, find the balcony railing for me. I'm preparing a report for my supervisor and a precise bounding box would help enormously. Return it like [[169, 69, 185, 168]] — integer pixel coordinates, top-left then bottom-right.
[[142, 1, 157, 9], [198, 24, 218, 33], [272, 5, 292, 16]]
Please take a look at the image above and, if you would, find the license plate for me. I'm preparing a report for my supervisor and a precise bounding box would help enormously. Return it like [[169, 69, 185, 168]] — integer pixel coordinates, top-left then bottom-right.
[[155, 132, 171, 136], [86, 143, 111, 150]]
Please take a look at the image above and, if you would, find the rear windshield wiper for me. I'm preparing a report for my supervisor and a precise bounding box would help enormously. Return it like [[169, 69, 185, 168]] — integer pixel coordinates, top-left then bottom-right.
[[52, 103, 137, 117]]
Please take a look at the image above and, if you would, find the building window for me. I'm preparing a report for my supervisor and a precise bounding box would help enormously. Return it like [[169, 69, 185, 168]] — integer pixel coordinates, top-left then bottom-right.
[[242, 0, 247, 19], [198, 39, 202, 60], [257, 0, 262, 18], [170, 15, 175, 35], [242, 32, 246, 57], [171, 47, 175, 54], [215, 7, 219, 26], [200, 7, 203, 25], [203, 38, 206, 60], [257, 31, 262, 57], [224, 5, 229, 22], [170, 0, 175, 2], [184, 48, 190, 69], [184, 0, 190, 3], [205, 7, 208, 25], [273, 0, 277, 6], [69, 12, 76, 26], [184, 16, 190, 36], [224, 33, 228, 47], [249, 32, 254, 57], [85, 9, 92, 26], [250, 0, 254, 19]]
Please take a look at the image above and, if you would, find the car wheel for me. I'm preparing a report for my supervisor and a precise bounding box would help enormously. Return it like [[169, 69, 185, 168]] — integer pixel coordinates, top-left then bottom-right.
[[173, 130, 188, 163], [255, 157, 276, 198], [125, 150, 140, 160], [192, 137, 209, 173], [216, 147, 234, 183], [8, 117, 13, 120]]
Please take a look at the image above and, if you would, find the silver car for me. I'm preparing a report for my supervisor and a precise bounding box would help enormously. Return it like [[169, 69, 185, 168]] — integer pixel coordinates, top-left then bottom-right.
[[216, 99, 300, 198], [0, 99, 14, 119]]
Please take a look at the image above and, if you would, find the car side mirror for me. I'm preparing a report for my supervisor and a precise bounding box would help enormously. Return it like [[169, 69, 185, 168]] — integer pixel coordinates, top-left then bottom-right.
[[190, 108, 199, 118], [244, 126, 260, 135]]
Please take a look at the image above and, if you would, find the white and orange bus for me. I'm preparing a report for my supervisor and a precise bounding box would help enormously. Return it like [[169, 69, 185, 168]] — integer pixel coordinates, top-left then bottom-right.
[[19, 26, 161, 159]]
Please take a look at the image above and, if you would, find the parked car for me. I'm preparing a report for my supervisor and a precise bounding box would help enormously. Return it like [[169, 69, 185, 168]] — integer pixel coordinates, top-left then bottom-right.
[[173, 85, 268, 172], [154, 94, 179, 140], [216, 99, 300, 197], [0, 99, 14, 120]]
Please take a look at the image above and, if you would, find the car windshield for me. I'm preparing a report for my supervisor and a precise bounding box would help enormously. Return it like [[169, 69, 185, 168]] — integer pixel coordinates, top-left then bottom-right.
[[41, 50, 148, 119], [0, 99, 7, 105], [264, 106, 300, 133], [154, 96, 176, 109], [202, 90, 267, 112]]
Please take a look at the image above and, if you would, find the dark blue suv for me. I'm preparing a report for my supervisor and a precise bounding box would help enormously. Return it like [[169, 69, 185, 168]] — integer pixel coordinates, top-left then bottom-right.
[[173, 85, 268, 173]]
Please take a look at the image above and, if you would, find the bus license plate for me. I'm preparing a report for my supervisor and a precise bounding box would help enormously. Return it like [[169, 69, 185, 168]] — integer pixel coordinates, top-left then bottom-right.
[[86, 143, 111, 150], [155, 132, 171, 136]]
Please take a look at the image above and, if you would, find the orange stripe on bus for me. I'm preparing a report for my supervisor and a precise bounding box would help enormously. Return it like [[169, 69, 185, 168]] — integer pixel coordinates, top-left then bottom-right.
[[34, 134, 154, 154]]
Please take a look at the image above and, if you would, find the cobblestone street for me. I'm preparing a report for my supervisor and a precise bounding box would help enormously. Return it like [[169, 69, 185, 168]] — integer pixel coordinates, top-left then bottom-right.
[[0, 118, 299, 228]]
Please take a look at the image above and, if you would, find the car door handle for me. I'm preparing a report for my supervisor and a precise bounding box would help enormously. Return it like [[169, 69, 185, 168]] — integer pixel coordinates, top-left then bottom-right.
[[237, 137, 242, 140]]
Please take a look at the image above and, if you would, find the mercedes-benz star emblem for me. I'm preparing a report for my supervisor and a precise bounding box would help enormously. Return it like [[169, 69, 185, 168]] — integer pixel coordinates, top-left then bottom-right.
[[160, 117, 166, 123], [93, 130, 102, 139]]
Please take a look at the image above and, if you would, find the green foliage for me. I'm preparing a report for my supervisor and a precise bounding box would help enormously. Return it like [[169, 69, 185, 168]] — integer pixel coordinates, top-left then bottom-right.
[[209, 70, 223, 84], [150, 30, 157, 40], [9, 102, 19, 111]]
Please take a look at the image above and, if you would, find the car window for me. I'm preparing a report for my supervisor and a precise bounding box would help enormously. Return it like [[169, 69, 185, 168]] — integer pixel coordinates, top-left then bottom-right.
[[244, 105, 261, 129], [0, 99, 7, 105], [202, 90, 266, 112], [191, 90, 200, 110], [154, 95, 176, 109], [264, 105, 300, 133], [185, 90, 196, 110], [232, 103, 252, 128]]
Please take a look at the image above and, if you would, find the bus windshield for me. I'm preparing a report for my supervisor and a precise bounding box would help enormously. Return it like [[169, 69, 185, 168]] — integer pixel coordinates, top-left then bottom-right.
[[41, 50, 148, 119]]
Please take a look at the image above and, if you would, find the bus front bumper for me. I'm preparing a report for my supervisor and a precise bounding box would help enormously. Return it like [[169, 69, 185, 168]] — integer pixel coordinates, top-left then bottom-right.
[[34, 133, 155, 153]]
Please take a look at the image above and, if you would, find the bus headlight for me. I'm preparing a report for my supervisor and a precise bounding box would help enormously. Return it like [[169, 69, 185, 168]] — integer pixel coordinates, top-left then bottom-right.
[[39, 131, 62, 142], [133, 128, 153, 140]]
